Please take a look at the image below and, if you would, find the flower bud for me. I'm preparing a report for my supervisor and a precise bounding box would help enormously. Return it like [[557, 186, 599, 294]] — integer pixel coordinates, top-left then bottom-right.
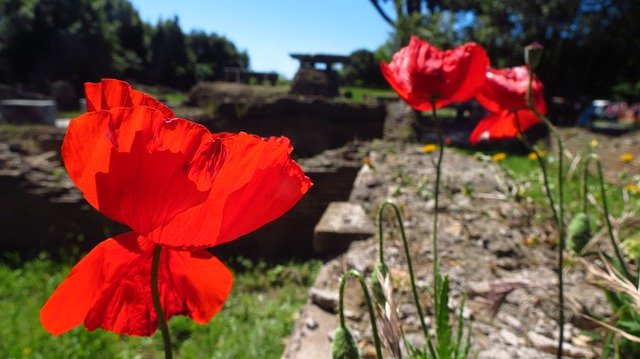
[[567, 212, 593, 255], [369, 261, 388, 305], [332, 326, 360, 359], [524, 42, 544, 71]]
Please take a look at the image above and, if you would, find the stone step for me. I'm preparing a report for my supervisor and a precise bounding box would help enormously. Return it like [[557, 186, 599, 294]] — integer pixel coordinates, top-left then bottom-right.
[[313, 201, 375, 255]]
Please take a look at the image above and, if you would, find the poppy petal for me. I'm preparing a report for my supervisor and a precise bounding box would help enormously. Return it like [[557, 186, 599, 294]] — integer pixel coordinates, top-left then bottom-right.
[[469, 110, 540, 144], [40, 232, 144, 336], [381, 36, 489, 111], [475, 66, 546, 114], [148, 132, 313, 248], [62, 106, 224, 235], [41, 233, 233, 336], [85, 79, 174, 118]]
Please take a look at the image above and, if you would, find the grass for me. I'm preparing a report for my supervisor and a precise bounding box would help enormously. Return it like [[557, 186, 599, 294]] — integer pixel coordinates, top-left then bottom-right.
[[340, 86, 395, 102], [459, 148, 633, 226], [0, 254, 321, 359]]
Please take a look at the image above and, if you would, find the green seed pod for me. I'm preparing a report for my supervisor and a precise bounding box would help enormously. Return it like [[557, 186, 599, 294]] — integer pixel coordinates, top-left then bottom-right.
[[332, 326, 360, 359], [369, 261, 387, 305], [567, 212, 593, 255]]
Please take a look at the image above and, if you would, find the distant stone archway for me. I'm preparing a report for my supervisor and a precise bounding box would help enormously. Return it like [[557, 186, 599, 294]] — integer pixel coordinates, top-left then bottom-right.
[[289, 53, 350, 97]]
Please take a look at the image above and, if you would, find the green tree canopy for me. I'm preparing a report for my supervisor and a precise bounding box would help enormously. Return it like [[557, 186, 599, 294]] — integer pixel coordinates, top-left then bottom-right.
[[369, 0, 640, 99], [0, 0, 250, 91]]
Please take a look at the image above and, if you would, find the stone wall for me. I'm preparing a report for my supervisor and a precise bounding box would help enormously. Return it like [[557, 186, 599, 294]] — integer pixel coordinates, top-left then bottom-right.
[[203, 96, 385, 157]]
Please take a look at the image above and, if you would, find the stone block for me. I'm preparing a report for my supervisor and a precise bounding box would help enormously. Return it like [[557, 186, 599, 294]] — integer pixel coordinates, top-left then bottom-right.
[[0, 99, 57, 124], [313, 201, 375, 254]]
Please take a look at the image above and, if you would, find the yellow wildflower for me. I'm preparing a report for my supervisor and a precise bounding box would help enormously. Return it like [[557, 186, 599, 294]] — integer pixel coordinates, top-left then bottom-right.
[[620, 153, 634, 163], [625, 183, 640, 195], [528, 150, 546, 161], [422, 144, 437, 154], [491, 152, 507, 162], [590, 139, 599, 148]]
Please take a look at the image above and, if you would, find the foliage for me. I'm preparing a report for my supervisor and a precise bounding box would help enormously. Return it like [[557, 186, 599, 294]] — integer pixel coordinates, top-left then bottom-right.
[[0, 255, 320, 358], [340, 49, 387, 88], [0, 0, 249, 91], [369, 0, 640, 99]]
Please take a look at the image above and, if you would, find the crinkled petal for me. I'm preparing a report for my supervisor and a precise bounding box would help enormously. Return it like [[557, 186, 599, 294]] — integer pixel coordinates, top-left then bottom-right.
[[469, 110, 540, 144], [475, 66, 546, 114], [62, 106, 224, 234], [148, 132, 313, 248], [381, 36, 489, 111], [40, 232, 233, 336], [85, 79, 174, 118]]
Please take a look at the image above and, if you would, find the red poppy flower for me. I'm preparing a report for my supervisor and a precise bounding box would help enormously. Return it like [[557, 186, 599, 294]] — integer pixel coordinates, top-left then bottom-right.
[[469, 109, 540, 144], [470, 66, 547, 144], [380, 36, 489, 111], [41, 79, 312, 336]]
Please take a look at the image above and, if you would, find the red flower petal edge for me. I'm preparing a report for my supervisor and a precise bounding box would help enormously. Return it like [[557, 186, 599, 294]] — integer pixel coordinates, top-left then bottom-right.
[[147, 133, 313, 248], [469, 110, 540, 144], [380, 36, 489, 111], [85, 78, 174, 118], [40, 232, 233, 336], [62, 106, 225, 236]]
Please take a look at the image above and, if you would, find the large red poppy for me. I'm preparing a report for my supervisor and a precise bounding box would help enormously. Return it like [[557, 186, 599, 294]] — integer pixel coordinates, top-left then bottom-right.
[[380, 36, 489, 111], [470, 66, 547, 144], [41, 79, 312, 336]]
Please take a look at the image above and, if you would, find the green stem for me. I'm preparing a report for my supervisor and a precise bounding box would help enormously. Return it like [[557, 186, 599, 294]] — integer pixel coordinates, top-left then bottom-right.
[[152, 245, 173, 359], [431, 100, 444, 304], [378, 202, 431, 341], [581, 156, 593, 213], [513, 111, 560, 227], [526, 67, 565, 359], [338, 270, 383, 359], [593, 156, 633, 280]]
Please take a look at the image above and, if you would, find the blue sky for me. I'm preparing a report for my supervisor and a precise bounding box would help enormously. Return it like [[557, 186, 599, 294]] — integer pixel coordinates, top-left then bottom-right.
[[129, 0, 394, 79]]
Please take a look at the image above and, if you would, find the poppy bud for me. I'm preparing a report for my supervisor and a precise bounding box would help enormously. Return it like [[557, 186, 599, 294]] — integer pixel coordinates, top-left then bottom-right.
[[566, 212, 593, 255], [332, 326, 360, 359], [369, 261, 388, 305], [524, 42, 543, 71]]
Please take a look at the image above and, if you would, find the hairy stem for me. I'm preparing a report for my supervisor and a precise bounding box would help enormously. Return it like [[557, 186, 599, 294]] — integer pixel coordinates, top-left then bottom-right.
[[526, 66, 565, 359], [431, 101, 444, 303], [378, 202, 431, 341]]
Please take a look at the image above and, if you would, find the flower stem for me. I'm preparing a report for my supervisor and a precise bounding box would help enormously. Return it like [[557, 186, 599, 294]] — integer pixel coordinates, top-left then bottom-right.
[[430, 101, 444, 304], [593, 156, 633, 280], [378, 201, 431, 341], [152, 245, 173, 359], [526, 66, 565, 359], [339, 270, 383, 359]]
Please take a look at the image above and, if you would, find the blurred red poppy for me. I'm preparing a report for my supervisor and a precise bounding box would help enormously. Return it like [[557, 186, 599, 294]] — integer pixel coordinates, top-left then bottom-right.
[[380, 36, 489, 111], [41, 79, 312, 336], [470, 66, 547, 144], [469, 109, 540, 144], [475, 66, 546, 114]]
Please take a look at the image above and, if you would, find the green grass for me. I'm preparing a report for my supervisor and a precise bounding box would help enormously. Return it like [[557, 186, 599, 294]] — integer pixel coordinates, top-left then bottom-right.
[[340, 86, 395, 102], [461, 148, 632, 223], [57, 110, 83, 119], [0, 255, 321, 358]]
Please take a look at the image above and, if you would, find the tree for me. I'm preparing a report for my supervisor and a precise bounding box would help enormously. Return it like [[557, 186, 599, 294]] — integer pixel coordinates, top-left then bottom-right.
[[340, 49, 386, 88], [369, 0, 640, 99], [186, 30, 249, 82], [145, 17, 193, 89]]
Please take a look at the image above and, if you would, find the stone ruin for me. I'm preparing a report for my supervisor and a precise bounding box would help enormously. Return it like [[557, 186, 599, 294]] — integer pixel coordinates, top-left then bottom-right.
[[289, 53, 349, 98], [223, 67, 278, 86]]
